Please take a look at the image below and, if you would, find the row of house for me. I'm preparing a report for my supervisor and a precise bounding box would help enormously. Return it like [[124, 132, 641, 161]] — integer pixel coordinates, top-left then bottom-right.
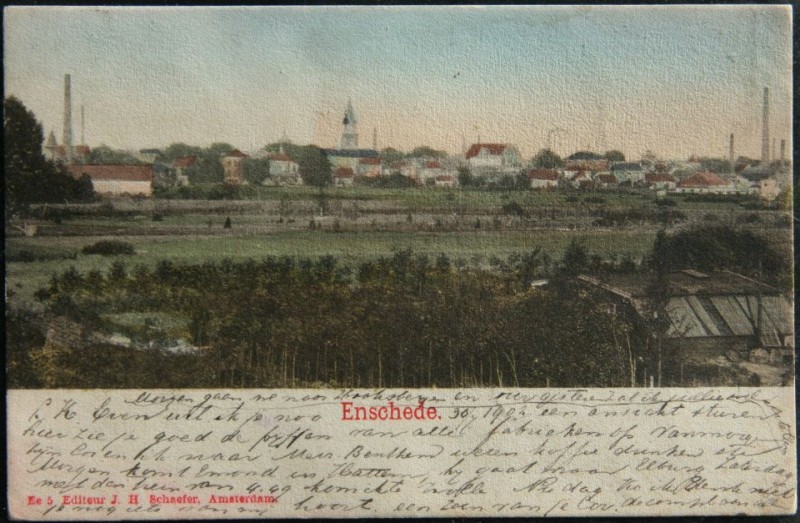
[[527, 165, 782, 201]]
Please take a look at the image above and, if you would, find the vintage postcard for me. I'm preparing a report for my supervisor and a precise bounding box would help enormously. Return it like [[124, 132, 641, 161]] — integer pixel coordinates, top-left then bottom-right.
[[4, 5, 795, 519]]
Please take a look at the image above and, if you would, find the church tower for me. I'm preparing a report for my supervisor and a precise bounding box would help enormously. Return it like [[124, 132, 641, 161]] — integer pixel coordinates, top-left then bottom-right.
[[340, 99, 358, 150]]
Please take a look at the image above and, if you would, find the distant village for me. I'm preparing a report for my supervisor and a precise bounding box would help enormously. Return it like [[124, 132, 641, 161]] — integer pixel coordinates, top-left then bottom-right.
[[48, 75, 790, 202]]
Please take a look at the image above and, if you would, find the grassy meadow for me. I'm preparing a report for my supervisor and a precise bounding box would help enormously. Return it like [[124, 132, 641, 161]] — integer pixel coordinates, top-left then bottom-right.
[[6, 186, 791, 310]]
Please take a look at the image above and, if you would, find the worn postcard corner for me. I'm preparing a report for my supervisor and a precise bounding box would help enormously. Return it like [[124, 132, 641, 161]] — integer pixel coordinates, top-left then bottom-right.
[[4, 5, 796, 520]]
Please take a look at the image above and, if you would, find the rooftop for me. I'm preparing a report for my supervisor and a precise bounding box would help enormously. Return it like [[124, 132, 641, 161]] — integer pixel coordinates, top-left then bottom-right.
[[67, 164, 153, 182], [465, 143, 508, 159]]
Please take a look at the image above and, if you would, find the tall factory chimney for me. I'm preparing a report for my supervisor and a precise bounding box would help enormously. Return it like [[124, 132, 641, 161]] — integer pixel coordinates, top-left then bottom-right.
[[761, 87, 769, 164], [62, 74, 73, 162], [780, 139, 785, 164], [80, 104, 85, 145], [772, 138, 776, 164], [729, 133, 735, 175]]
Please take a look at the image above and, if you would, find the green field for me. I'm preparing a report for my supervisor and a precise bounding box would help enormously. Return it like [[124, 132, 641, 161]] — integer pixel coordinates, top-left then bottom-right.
[[7, 187, 791, 311], [6, 228, 658, 310]]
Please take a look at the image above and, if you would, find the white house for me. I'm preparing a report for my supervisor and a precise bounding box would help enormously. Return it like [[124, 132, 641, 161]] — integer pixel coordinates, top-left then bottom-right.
[[67, 164, 153, 197], [528, 169, 559, 189], [465, 143, 522, 174], [419, 160, 445, 184], [268, 151, 299, 177], [674, 171, 736, 194], [611, 162, 645, 184], [333, 167, 355, 187], [644, 172, 677, 190]]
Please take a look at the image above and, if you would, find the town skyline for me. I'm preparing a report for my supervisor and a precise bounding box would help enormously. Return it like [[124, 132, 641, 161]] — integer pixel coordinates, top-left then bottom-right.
[[4, 6, 792, 160]]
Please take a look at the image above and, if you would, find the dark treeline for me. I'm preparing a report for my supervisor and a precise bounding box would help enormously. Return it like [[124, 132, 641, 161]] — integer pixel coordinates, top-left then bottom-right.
[[18, 247, 644, 389], [9, 225, 788, 389]]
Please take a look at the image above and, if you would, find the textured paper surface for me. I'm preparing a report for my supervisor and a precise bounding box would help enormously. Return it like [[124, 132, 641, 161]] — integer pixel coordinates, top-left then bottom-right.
[[5, 5, 795, 520], [8, 388, 796, 519]]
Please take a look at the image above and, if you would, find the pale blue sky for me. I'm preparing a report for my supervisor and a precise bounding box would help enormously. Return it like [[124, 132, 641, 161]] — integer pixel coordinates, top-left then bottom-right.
[[4, 6, 792, 160]]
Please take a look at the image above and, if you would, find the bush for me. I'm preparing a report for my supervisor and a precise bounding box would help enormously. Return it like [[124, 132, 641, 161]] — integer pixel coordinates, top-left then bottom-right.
[[81, 240, 135, 256], [502, 201, 527, 217], [654, 198, 678, 207]]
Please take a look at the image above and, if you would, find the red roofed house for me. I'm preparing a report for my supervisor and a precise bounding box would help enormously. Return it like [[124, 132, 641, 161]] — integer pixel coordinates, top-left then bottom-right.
[[387, 160, 417, 179], [675, 171, 735, 194], [594, 173, 618, 189], [434, 174, 456, 188], [357, 157, 382, 178], [419, 160, 444, 184], [644, 172, 677, 190], [222, 149, 248, 185], [528, 169, 559, 189], [67, 164, 153, 196], [465, 143, 522, 175], [173, 156, 196, 186], [334, 167, 355, 187], [566, 170, 592, 189], [267, 148, 301, 185]]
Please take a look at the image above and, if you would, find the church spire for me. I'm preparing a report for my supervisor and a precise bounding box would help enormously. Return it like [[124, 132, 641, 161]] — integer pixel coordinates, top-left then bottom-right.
[[340, 99, 358, 149]]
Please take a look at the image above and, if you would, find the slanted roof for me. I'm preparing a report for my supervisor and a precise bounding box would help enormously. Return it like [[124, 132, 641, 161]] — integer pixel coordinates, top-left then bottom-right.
[[612, 162, 644, 172], [45, 131, 58, 148], [424, 160, 443, 169], [465, 143, 508, 159], [578, 271, 791, 345], [333, 167, 355, 179], [528, 169, 558, 181], [678, 171, 729, 188], [225, 149, 248, 158], [645, 172, 677, 183], [359, 157, 382, 165], [435, 175, 453, 182], [595, 173, 617, 184], [173, 156, 197, 168], [67, 164, 153, 182], [269, 152, 293, 162]]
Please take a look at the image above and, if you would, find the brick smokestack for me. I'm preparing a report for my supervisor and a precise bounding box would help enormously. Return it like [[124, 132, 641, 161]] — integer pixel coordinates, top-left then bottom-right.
[[63, 74, 73, 162], [761, 87, 769, 164], [780, 139, 785, 164]]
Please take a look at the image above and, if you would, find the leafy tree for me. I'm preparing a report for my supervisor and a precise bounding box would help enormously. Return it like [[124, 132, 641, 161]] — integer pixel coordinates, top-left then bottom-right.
[[457, 167, 474, 187], [604, 150, 625, 162], [561, 237, 589, 277], [380, 147, 404, 164], [532, 148, 564, 168], [297, 145, 332, 187], [88, 145, 142, 165], [162, 143, 203, 162], [206, 142, 235, 157], [408, 146, 447, 158], [699, 157, 731, 174], [656, 226, 788, 288], [4, 97, 94, 219], [734, 156, 759, 173], [242, 157, 271, 185]]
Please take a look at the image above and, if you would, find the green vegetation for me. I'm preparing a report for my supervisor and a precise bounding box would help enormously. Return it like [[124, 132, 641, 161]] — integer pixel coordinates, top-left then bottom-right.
[[81, 240, 136, 256], [4, 97, 95, 220], [532, 148, 564, 168], [13, 246, 647, 388]]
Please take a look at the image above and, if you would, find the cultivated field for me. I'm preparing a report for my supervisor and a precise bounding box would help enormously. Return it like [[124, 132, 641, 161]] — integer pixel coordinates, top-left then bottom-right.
[[6, 186, 791, 310]]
